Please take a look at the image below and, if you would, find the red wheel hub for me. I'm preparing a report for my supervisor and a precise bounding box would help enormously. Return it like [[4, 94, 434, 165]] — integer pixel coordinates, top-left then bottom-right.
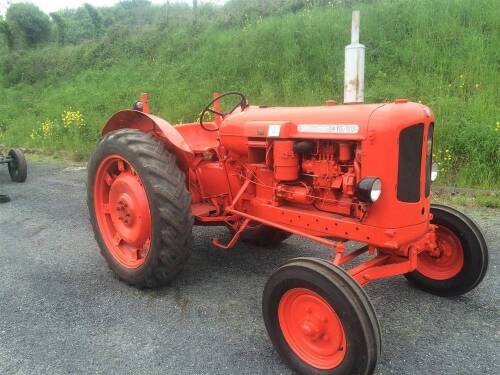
[[94, 155, 152, 268], [278, 288, 346, 370], [417, 225, 464, 280]]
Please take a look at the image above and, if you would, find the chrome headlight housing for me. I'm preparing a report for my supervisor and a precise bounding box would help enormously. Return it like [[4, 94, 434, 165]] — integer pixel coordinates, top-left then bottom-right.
[[356, 177, 382, 203], [431, 162, 438, 181]]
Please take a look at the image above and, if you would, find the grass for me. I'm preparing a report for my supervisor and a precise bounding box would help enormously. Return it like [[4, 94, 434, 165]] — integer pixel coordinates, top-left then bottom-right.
[[475, 193, 500, 209], [0, 0, 498, 187], [433, 190, 500, 209]]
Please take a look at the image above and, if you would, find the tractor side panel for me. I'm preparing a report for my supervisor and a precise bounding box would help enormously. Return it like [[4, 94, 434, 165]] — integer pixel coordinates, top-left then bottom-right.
[[196, 162, 229, 197]]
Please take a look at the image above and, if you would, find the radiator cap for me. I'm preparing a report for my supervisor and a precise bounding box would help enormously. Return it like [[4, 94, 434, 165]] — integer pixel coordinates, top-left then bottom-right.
[[394, 98, 409, 104]]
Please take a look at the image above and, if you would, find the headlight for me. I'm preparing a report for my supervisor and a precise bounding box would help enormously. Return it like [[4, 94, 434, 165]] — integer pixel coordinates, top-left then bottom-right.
[[356, 177, 382, 203], [431, 162, 438, 181]]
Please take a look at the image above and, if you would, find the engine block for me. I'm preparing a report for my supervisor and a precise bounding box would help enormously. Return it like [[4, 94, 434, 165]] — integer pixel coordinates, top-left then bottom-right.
[[272, 140, 362, 217]]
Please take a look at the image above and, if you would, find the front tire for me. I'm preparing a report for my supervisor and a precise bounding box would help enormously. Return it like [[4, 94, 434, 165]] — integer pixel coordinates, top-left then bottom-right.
[[405, 204, 488, 296], [87, 129, 193, 288], [263, 258, 381, 375]]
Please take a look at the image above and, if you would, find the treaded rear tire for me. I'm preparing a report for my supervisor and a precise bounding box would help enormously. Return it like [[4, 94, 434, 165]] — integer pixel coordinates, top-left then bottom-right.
[[87, 129, 193, 288]]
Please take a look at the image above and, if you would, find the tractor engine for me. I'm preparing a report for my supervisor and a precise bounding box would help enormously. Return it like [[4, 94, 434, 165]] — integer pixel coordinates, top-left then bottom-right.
[[269, 139, 362, 218]]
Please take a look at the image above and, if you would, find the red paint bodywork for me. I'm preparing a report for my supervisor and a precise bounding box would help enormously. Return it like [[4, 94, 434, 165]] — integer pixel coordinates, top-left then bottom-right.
[[102, 97, 437, 285]]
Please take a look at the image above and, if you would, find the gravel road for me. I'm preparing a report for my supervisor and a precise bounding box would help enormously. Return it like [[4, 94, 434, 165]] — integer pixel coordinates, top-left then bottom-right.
[[0, 162, 498, 375]]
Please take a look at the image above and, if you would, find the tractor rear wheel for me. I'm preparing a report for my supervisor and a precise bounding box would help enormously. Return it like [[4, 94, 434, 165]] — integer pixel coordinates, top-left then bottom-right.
[[405, 204, 488, 297], [263, 257, 381, 375], [87, 129, 193, 288], [8, 148, 27, 182], [239, 223, 292, 247]]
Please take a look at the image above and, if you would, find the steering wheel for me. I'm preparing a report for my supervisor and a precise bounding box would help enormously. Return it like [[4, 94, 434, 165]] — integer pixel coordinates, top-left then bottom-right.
[[199, 92, 248, 131]]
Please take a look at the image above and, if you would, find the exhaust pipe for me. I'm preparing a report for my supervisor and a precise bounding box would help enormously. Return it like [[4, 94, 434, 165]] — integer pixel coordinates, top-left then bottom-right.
[[344, 11, 365, 104]]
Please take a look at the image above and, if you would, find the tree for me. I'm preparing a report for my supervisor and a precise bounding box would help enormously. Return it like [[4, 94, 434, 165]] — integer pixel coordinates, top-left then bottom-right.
[[5, 3, 51, 47], [0, 19, 13, 49], [50, 12, 66, 45], [83, 3, 102, 38], [193, 0, 198, 25]]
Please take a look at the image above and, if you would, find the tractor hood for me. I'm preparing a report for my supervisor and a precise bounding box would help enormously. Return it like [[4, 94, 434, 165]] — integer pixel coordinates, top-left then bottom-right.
[[220, 103, 386, 141]]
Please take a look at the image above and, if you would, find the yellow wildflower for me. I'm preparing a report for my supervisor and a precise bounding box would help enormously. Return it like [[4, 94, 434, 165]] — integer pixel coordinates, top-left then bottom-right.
[[62, 110, 85, 129], [41, 119, 55, 137]]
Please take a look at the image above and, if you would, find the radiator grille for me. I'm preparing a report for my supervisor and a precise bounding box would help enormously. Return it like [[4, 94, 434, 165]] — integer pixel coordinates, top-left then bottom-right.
[[425, 123, 434, 197], [397, 124, 424, 202]]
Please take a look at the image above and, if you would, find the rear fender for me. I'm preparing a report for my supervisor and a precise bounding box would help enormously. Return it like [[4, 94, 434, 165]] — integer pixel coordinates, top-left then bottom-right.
[[102, 110, 194, 171]]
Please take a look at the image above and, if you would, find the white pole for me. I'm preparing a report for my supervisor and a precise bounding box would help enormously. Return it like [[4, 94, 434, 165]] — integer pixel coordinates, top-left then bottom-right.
[[344, 11, 365, 104]]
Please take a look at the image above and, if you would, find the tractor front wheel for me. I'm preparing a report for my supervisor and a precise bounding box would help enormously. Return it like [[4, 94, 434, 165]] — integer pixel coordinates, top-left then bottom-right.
[[87, 129, 193, 288], [405, 204, 488, 296], [263, 258, 381, 375]]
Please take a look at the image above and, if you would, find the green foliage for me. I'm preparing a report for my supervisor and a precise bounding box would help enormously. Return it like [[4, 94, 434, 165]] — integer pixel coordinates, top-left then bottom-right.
[[0, 20, 14, 49], [220, 0, 322, 26], [83, 3, 103, 38], [4, 3, 51, 47], [475, 193, 500, 209], [50, 12, 67, 45], [0, 0, 498, 188]]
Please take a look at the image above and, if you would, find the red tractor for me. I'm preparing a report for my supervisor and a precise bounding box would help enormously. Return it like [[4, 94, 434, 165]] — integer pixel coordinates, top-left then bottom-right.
[[87, 92, 488, 375]]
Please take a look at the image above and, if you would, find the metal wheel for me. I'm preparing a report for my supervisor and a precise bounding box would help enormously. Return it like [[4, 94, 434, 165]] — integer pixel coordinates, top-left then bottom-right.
[[416, 225, 464, 280], [263, 257, 380, 375], [278, 288, 347, 369], [406, 204, 489, 296], [94, 154, 151, 268]]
